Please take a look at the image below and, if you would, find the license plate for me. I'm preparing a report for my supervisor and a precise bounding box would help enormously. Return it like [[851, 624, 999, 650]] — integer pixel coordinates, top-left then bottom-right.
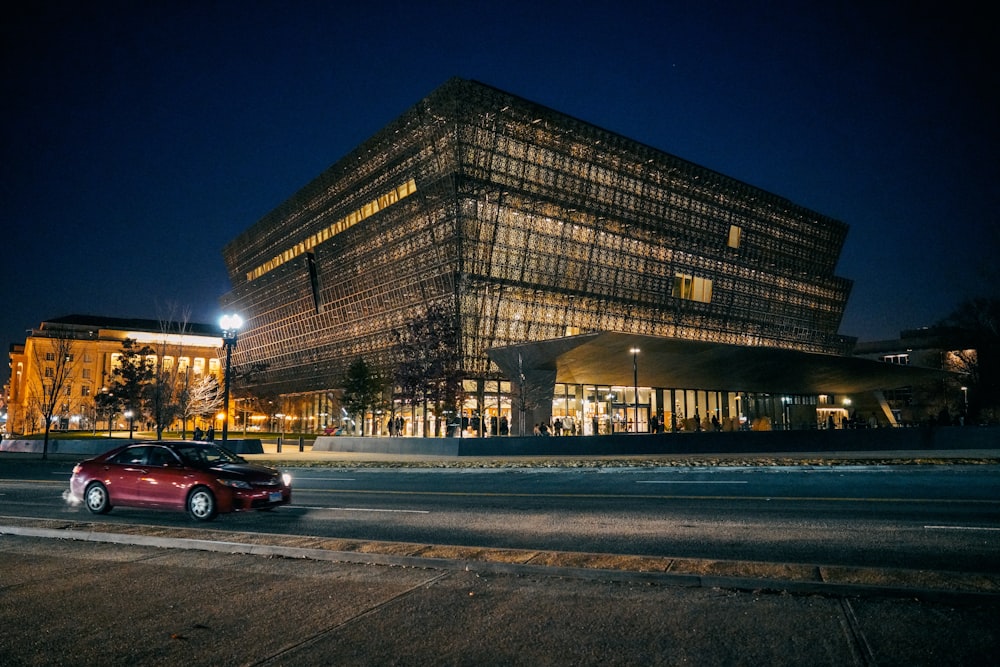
[[269, 492, 283, 503]]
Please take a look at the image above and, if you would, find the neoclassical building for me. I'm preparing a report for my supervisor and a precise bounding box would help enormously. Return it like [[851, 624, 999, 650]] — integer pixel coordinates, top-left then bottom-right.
[[221, 78, 940, 436], [6, 315, 223, 435]]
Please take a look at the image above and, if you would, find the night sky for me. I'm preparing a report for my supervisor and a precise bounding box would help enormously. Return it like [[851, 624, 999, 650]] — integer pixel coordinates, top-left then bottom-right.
[[3, 1, 997, 386]]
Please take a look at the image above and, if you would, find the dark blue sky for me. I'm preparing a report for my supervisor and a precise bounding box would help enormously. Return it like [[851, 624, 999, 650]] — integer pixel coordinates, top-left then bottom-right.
[[3, 1, 997, 385]]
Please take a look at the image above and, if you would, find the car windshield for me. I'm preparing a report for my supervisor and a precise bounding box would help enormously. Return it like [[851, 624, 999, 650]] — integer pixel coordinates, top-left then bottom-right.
[[175, 444, 245, 467]]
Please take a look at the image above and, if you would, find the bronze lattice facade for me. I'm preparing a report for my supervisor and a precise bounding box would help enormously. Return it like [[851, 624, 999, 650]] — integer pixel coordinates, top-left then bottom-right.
[[221, 78, 853, 397]]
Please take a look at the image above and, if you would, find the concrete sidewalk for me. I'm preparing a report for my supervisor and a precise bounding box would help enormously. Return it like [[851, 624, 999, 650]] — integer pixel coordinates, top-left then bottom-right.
[[2, 532, 998, 666]]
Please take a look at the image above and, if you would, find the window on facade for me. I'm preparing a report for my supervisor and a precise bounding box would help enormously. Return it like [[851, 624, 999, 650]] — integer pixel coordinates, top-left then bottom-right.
[[727, 225, 742, 249], [193, 358, 205, 376], [82, 368, 92, 379], [882, 354, 910, 365], [209, 358, 221, 375], [44, 367, 54, 378], [162, 356, 174, 371], [673, 274, 713, 303], [81, 385, 91, 397], [178, 357, 190, 372], [45, 352, 55, 361]]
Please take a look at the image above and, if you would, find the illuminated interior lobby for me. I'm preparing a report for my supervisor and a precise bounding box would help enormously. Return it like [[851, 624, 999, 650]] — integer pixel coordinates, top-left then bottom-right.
[[220, 78, 944, 438]]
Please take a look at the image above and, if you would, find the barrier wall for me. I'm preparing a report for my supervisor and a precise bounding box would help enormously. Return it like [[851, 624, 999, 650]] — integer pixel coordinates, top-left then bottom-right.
[[312, 426, 999, 457], [0, 438, 265, 456]]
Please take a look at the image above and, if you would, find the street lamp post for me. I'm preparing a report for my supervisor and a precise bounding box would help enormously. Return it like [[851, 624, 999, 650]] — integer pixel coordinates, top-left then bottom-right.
[[629, 347, 640, 433], [219, 314, 243, 446]]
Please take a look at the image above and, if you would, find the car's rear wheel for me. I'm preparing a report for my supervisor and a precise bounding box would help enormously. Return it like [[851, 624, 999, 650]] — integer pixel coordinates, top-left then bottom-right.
[[187, 487, 217, 521], [85, 482, 112, 514]]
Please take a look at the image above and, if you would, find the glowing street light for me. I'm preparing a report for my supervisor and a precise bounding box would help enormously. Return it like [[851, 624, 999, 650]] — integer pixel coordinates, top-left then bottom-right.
[[219, 313, 243, 445]]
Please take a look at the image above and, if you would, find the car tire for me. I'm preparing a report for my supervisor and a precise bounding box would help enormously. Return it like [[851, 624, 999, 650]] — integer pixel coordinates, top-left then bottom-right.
[[85, 482, 112, 514], [187, 487, 217, 521]]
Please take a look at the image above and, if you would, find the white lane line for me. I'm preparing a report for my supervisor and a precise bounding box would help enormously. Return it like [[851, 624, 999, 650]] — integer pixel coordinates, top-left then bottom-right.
[[299, 477, 357, 481], [636, 480, 748, 484], [924, 525, 1000, 532], [310, 506, 429, 514]]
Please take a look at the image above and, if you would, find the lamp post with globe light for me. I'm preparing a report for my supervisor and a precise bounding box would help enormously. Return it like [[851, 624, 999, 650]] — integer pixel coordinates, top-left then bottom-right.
[[219, 314, 243, 445]]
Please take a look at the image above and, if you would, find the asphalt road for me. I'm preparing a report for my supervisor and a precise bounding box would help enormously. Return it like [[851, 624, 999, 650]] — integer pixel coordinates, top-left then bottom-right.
[[3, 460, 999, 574]]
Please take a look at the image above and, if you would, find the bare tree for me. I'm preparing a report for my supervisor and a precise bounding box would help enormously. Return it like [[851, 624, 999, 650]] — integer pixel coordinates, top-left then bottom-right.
[[27, 334, 79, 459], [939, 297, 1000, 421], [147, 303, 196, 438], [392, 304, 462, 437], [180, 374, 223, 435]]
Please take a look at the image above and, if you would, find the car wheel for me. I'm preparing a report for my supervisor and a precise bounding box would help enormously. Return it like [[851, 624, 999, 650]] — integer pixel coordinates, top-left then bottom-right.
[[85, 482, 112, 514], [187, 487, 217, 521]]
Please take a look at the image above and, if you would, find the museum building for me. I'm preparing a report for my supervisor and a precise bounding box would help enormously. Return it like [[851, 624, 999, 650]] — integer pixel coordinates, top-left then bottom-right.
[[220, 78, 943, 436]]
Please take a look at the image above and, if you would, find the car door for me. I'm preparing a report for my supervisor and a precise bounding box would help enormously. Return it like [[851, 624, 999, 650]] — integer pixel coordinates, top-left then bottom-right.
[[104, 445, 151, 505], [136, 446, 191, 509]]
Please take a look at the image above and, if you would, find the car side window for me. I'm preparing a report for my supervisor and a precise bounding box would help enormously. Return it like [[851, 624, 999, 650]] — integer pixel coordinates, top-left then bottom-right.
[[147, 447, 175, 467], [111, 446, 148, 466]]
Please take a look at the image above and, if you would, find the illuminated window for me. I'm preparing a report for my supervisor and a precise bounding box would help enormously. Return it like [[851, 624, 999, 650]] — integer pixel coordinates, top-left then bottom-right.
[[178, 357, 190, 372], [209, 358, 221, 375], [162, 356, 174, 371], [882, 354, 909, 365], [673, 274, 713, 303], [193, 358, 205, 376], [727, 225, 742, 249]]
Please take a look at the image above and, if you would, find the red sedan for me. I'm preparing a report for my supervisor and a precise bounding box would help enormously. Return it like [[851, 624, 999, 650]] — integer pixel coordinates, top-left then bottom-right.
[[69, 441, 292, 521]]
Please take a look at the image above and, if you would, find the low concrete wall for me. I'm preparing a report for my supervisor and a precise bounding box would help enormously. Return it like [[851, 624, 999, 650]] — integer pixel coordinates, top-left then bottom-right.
[[313, 425, 999, 457], [0, 438, 264, 456]]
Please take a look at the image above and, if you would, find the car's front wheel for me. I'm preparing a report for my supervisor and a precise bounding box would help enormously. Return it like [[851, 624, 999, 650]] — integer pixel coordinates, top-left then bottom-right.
[[187, 487, 217, 521], [85, 482, 112, 514]]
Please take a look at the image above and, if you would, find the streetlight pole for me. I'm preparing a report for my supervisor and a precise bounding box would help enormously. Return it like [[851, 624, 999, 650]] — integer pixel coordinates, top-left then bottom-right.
[[629, 347, 640, 433], [219, 314, 243, 446]]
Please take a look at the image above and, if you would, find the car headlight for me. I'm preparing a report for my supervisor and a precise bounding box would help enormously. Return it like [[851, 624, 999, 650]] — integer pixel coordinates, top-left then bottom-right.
[[282, 473, 292, 487], [217, 479, 253, 489]]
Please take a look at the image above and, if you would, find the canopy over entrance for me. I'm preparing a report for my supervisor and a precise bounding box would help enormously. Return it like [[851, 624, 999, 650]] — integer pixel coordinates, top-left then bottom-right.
[[487, 332, 952, 395]]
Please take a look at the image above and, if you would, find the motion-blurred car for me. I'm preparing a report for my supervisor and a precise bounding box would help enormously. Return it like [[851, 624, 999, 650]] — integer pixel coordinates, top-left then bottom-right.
[[69, 441, 292, 521]]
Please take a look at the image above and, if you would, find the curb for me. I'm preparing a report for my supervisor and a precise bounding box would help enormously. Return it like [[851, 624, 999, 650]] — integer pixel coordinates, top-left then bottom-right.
[[3, 519, 998, 604]]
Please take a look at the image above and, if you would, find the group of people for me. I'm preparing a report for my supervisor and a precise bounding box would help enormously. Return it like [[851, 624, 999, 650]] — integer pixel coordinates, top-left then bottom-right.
[[386, 415, 406, 436], [192, 426, 215, 441]]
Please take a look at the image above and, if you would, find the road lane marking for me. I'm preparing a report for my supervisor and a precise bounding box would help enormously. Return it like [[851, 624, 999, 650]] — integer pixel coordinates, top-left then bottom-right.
[[306, 506, 429, 514], [924, 525, 1000, 532], [303, 489, 1000, 504], [636, 480, 748, 484]]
